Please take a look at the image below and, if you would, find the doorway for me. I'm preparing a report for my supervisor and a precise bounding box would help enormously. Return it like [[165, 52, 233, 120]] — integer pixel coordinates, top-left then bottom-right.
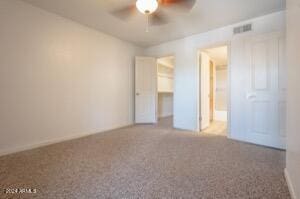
[[199, 45, 228, 135], [157, 56, 175, 128]]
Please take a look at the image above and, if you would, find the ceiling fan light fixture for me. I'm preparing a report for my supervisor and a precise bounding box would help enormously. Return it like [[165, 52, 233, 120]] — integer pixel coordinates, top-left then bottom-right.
[[136, 0, 158, 14]]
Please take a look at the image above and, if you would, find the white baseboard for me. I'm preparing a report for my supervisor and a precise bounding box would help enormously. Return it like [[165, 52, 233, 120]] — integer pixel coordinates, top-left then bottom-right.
[[285, 168, 297, 199], [214, 111, 227, 121], [0, 123, 133, 157]]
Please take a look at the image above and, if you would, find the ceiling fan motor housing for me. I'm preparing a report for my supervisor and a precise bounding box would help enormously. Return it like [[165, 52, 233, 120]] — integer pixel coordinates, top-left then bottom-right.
[[136, 0, 158, 14]]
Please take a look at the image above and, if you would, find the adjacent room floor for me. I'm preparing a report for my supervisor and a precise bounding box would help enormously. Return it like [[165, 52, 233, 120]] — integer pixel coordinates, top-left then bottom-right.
[[0, 120, 290, 199], [202, 121, 227, 136]]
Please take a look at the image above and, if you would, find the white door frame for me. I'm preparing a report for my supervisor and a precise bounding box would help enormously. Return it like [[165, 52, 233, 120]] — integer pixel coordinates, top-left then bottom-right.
[[197, 42, 231, 136]]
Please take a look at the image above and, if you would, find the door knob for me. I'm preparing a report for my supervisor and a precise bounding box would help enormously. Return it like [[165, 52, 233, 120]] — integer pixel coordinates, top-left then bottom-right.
[[136, 93, 140, 96]]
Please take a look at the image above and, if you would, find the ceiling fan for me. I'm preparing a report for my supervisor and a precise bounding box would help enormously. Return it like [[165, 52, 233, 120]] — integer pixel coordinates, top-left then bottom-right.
[[111, 0, 196, 30]]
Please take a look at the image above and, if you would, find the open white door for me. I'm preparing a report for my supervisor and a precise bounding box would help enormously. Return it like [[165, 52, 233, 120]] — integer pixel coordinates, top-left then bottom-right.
[[245, 32, 286, 149], [135, 57, 157, 124], [200, 52, 211, 130]]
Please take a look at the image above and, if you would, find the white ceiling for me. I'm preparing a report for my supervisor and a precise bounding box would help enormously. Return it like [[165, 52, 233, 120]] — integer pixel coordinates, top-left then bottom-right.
[[204, 46, 228, 66], [22, 0, 285, 47]]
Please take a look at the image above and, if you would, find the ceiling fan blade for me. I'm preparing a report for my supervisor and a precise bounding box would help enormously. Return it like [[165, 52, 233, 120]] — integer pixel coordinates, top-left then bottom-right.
[[158, 0, 196, 10], [111, 4, 137, 20], [150, 11, 168, 26]]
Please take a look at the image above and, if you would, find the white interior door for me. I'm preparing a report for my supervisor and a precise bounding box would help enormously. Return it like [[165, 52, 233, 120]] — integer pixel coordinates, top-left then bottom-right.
[[135, 57, 157, 123], [200, 52, 211, 130], [245, 32, 286, 149]]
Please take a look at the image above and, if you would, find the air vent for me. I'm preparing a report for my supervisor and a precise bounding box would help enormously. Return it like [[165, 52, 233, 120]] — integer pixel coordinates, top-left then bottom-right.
[[233, 24, 252, 34]]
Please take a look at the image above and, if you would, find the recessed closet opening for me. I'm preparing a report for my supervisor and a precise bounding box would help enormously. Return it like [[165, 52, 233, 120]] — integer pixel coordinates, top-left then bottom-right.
[[157, 56, 175, 128]]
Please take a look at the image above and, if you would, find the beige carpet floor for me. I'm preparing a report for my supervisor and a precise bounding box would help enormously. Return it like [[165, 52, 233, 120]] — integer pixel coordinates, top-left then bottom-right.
[[0, 117, 290, 199]]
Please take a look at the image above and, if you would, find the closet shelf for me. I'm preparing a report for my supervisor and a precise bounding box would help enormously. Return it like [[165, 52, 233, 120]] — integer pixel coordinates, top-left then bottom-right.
[[158, 91, 173, 94], [158, 73, 173, 79]]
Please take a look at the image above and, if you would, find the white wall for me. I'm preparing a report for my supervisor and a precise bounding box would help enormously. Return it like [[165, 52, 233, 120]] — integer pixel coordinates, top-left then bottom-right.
[[286, 0, 300, 198], [0, 0, 141, 155], [144, 11, 285, 132]]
